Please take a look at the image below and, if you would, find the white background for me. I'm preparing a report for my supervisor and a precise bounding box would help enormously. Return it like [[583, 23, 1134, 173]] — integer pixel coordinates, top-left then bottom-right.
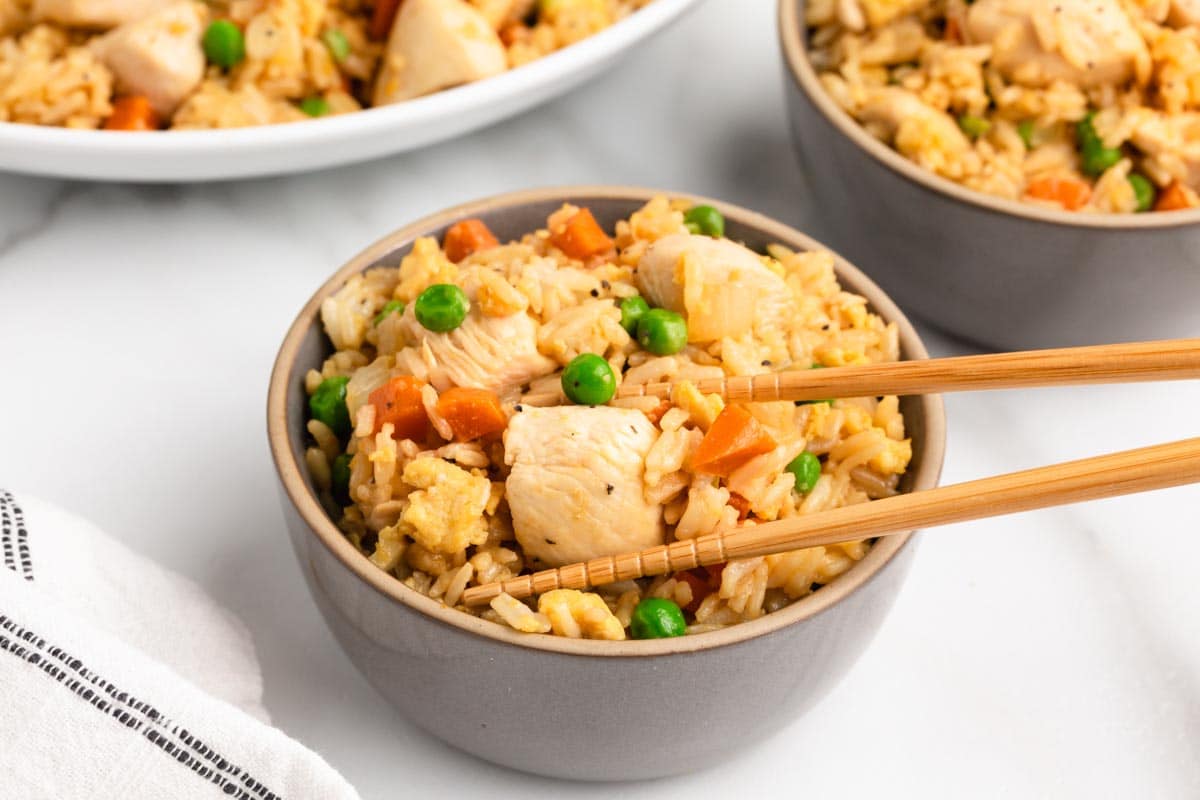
[[2, 0, 1198, 796]]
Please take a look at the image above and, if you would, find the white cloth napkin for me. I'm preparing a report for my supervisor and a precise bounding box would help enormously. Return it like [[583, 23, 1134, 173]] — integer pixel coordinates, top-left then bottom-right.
[[0, 490, 359, 800]]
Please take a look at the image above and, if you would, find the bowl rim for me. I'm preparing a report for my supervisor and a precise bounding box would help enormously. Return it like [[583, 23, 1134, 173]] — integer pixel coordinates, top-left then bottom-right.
[[266, 185, 947, 658], [777, 0, 1200, 230], [0, 0, 699, 156]]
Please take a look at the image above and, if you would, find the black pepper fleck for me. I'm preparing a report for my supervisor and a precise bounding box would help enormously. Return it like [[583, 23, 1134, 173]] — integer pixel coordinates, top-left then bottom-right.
[[606, 484, 614, 495]]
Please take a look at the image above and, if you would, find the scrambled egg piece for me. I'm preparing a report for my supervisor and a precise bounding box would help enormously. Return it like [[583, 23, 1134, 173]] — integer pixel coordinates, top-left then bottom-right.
[[538, 589, 626, 640], [840, 405, 875, 436], [473, 268, 529, 317], [805, 402, 911, 476], [837, 405, 911, 474], [872, 438, 912, 475], [400, 458, 491, 555], [671, 380, 723, 431], [812, 345, 871, 367], [370, 523, 408, 571], [396, 237, 458, 302]]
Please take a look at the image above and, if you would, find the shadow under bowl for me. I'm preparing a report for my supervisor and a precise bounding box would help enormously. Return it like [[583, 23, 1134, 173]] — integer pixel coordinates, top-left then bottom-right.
[[266, 186, 947, 781], [779, 0, 1200, 351]]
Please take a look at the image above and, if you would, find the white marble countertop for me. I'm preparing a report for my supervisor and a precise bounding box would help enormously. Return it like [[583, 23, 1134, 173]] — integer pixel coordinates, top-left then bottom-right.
[[2, 1, 1198, 797]]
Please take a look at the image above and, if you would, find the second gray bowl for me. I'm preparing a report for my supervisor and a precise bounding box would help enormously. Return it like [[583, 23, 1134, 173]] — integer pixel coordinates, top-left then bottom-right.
[[779, 0, 1200, 350]]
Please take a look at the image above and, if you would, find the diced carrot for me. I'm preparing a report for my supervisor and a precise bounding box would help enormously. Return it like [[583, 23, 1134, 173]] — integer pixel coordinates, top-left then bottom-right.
[[369, 0, 401, 40], [443, 219, 500, 262], [104, 96, 160, 131], [499, 22, 527, 47], [728, 492, 752, 521], [369, 376, 429, 441], [644, 398, 672, 426], [1155, 181, 1195, 212], [672, 564, 725, 614], [436, 386, 508, 441], [550, 208, 614, 261], [673, 570, 710, 614], [689, 405, 777, 477], [1024, 176, 1092, 211]]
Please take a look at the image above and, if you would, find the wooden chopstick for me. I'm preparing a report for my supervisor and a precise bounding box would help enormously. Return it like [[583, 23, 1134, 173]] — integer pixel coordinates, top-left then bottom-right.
[[520, 338, 1200, 407], [462, 436, 1200, 605]]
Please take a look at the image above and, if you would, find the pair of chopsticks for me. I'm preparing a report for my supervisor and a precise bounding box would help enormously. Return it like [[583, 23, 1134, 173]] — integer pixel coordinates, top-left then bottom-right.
[[462, 338, 1200, 606]]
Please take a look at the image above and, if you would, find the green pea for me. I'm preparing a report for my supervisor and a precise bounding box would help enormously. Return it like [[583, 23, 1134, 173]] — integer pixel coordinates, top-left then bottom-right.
[[1129, 174, 1156, 213], [414, 284, 469, 332], [331, 453, 352, 505], [1017, 120, 1036, 149], [786, 451, 822, 494], [373, 299, 405, 326], [1081, 143, 1122, 177], [957, 114, 991, 139], [203, 20, 245, 69], [1077, 113, 1122, 177], [299, 96, 331, 117], [630, 597, 687, 639], [322, 28, 350, 63], [636, 309, 688, 356], [619, 295, 650, 336], [561, 353, 616, 406], [309, 376, 351, 438], [683, 205, 725, 238]]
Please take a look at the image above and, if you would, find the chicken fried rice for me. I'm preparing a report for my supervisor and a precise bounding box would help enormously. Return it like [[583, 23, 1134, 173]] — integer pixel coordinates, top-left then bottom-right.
[[0, 0, 652, 130], [304, 197, 913, 641], [808, 0, 1200, 213]]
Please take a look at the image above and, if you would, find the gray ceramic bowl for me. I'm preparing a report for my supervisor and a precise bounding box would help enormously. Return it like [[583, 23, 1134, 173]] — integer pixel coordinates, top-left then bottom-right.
[[267, 186, 947, 781], [779, 0, 1200, 350]]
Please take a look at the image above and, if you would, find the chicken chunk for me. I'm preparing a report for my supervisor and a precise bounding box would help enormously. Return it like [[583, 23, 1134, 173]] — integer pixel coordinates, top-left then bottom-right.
[[504, 406, 664, 567], [966, 0, 1150, 89], [636, 234, 792, 343], [373, 0, 507, 106], [858, 86, 975, 177], [396, 303, 556, 396], [858, 86, 962, 140], [90, 3, 205, 117], [32, 0, 160, 29]]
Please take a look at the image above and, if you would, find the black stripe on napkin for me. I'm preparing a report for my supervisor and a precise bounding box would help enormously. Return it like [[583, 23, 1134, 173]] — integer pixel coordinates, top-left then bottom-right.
[[0, 491, 32, 580], [0, 613, 281, 800]]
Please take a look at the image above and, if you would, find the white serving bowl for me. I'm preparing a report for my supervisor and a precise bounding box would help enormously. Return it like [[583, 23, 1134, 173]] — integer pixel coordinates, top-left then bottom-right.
[[0, 0, 699, 183]]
